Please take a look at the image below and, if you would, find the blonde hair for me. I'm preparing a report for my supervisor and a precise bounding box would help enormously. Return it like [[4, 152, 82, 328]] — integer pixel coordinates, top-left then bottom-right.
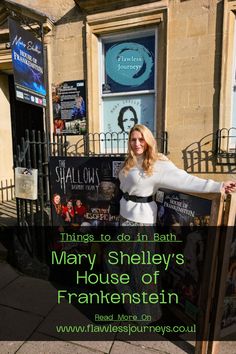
[[122, 124, 165, 176]]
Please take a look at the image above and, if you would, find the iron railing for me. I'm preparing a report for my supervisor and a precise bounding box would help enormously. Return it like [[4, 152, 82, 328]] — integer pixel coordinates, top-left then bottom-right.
[[14, 131, 67, 230], [66, 131, 168, 156], [0, 179, 15, 203], [215, 128, 236, 165]]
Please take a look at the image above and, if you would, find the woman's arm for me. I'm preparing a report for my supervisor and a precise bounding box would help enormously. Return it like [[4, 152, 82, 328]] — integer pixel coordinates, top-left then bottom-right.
[[158, 160, 236, 194]]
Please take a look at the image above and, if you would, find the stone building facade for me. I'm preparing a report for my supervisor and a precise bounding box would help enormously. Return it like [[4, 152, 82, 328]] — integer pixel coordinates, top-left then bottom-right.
[[0, 0, 235, 184]]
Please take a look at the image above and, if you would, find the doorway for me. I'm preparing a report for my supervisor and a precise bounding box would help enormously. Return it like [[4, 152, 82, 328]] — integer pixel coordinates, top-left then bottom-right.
[[8, 75, 44, 153]]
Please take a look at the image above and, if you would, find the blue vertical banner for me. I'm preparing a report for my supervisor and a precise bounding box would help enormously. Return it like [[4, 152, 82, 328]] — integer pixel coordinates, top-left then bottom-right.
[[8, 17, 46, 107]]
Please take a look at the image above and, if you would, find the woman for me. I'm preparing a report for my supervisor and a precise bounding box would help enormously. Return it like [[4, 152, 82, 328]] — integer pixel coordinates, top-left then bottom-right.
[[54, 118, 65, 134], [71, 93, 86, 120], [119, 124, 236, 225], [113, 124, 236, 323], [62, 200, 75, 224], [51, 193, 63, 226], [117, 106, 138, 133], [75, 199, 87, 224]]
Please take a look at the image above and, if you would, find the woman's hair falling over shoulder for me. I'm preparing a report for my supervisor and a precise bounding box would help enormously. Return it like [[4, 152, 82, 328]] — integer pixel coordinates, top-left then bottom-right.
[[123, 124, 167, 176]]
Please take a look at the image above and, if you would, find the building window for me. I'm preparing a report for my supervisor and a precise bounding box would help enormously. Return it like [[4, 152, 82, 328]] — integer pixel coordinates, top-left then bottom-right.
[[100, 29, 157, 135], [85, 5, 166, 154], [230, 22, 236, 149], [219, 3, 236, 156]]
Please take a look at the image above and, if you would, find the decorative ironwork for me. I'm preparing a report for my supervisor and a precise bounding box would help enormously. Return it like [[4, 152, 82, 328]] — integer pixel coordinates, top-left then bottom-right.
[[4, 0, 49, 38], [215, 128, 236, 165], [66, 131, 168, 156], [7, 11, 43, 39], [182, 128, 236, 173]]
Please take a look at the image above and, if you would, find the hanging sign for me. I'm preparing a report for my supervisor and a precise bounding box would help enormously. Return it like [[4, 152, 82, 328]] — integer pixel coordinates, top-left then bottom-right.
[[15, 167, 38, 200], [8, 17, 46, 107]]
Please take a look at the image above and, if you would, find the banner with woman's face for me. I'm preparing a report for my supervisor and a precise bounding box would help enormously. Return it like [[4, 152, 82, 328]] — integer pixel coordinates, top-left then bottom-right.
[[102, 95, 154, 134]]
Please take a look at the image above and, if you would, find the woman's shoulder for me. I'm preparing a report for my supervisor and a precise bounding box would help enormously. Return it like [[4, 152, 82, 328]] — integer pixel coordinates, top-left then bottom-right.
[[156, 153, 169, 161], [153, 154, 174, 171], [154, 153, 170, 165]]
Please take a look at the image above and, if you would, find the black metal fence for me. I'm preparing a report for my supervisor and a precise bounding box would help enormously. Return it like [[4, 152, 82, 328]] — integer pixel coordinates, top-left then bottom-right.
[[14, 131, 68, 228], [66, 131, 168, 156], [215, 127, 236, 165], [0, 179, 15, 203]]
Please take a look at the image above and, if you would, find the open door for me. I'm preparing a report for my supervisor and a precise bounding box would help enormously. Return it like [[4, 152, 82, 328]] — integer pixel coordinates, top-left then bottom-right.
[[8, 75, 44, 153]]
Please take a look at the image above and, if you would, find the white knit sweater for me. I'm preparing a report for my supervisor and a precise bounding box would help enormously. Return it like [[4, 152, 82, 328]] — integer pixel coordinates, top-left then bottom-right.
[[119, 157, 222, 224]]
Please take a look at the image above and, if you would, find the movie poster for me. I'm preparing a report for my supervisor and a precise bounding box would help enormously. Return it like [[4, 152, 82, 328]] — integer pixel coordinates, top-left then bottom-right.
[[49, 156, 124, 227], [8, 17, 46, 107], [156, 189, 212, 320], [52, 80, 86, 135], [221, 233, 236, 337]]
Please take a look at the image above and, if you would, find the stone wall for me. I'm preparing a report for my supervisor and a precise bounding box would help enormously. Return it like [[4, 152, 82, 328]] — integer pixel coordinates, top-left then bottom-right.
[[0, 74, 13, 182], [167, 0, 223, 166]]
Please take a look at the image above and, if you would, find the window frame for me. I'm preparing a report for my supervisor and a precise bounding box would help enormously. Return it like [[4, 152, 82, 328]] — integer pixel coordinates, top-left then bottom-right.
[[99, 27, 158, 134], [219, 1, 236, 152], [85, 3, 167, 145]]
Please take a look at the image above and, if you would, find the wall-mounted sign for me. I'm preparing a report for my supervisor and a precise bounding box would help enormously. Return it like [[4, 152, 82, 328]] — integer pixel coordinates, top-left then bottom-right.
[[15, 167, 38, 200], [101, 94, 154, 153], [104, 35, 155, 93], [52, 80, 86, 135], [8, 18, 46, 107], [103, 94, 154, 133]]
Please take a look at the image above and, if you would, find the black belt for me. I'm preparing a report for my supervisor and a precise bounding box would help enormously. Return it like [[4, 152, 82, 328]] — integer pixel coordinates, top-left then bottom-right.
[[122, 192, 153, 203]]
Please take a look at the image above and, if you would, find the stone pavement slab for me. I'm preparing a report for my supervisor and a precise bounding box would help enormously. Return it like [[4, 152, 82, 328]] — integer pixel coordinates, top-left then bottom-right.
[[0, 274, 57, 316], [0, 304, 42, 342], [0, 341, 25, 354], [70, 340, 113, 353], [218, 341, 236, 354], [37, 300, 90, 340], [0, 262, 19, 289], [17, 333, 102, 354], [129, 340, 194, 354], [37, 300, 115, 352], [110, 341, 165, 354]]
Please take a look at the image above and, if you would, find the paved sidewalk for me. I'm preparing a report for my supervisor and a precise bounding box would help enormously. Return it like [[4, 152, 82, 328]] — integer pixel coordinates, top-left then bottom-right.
[[0, 200, 17, 227], [0, 258, 234, 354]]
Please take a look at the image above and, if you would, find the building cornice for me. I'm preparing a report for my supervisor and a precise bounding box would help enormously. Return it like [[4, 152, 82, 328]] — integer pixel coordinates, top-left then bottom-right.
[[74, 0, 163, 14]]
